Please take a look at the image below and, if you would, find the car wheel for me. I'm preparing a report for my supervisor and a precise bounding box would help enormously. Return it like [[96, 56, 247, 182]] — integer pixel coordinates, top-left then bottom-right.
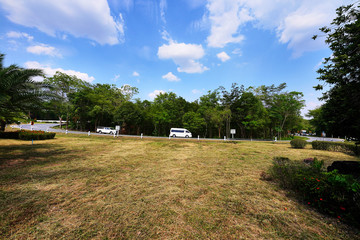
[[185, 135, 189, 138], [99, 131, 102, 134], [172, 134, 176, 138]]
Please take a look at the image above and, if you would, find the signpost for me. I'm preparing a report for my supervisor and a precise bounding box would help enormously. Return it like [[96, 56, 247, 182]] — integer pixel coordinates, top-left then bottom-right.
[[115, 125, 120, 137], [230, 129, 236, 139]]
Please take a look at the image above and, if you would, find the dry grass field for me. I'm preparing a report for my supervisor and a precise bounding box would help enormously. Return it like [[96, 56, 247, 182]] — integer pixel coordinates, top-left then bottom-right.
[[0, 134, 359, 239]]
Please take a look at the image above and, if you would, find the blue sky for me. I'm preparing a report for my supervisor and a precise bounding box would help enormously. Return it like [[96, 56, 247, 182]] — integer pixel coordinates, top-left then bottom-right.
[[0, 0, 353, 116]]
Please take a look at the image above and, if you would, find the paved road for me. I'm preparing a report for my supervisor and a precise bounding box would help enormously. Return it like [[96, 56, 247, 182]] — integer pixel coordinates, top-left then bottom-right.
[[10, 123, 345, 142], [11, 123, 105, 135], [306, 136, 345, 142]]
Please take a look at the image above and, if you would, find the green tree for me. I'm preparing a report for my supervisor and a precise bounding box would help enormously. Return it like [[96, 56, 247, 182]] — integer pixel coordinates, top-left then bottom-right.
[[150, 92, 187, 136], [209, 107, 231, 138], [236, 92, 268, 138], [269, 92, 305, 139], [198, 90, 221, 138], [68, 83, 128, 131], [182, 111, 206, 137], [220, 83, 244, 138], [314, 3, 360, 140], [114, 101, 143, 134], [0, 53, 49, 131], [306, 107, 327, 136], [44, 71, 89, 129]]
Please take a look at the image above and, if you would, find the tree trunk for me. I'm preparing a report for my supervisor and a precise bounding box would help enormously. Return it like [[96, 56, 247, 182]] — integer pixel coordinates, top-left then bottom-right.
[[0, 120, 6, 132], [59, 116, 63, 129], [66, 113, 69, 130]]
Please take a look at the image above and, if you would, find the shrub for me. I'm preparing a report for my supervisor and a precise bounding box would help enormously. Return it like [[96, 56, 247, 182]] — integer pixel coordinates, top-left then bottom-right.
[[0, 131, 20, 139], [18, 130, 56, 140], [290, 139, 307, 149], [268, 157, 360, 227], [312, 141, 359, 156]]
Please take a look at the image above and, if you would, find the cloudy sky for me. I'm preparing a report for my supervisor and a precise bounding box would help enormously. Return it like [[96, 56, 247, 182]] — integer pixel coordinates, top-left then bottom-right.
[[0, 0, 353, 116]]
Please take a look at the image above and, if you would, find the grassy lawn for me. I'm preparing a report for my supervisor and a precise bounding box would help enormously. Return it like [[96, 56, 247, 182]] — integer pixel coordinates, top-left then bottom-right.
[[0, 134, 359, 239]]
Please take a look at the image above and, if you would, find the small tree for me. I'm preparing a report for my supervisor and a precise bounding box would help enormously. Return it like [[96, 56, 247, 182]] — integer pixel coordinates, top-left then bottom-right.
[[0, 53, 49, 131]]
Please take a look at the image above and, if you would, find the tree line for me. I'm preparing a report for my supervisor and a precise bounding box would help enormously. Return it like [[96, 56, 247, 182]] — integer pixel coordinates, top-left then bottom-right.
[[1, 57, 307, 139], [37, 75, 307, 139]]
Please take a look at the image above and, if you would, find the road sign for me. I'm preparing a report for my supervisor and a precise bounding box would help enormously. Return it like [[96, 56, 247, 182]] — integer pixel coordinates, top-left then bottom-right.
[[230, 129, 236, 139], [115, 125, 120, 130]]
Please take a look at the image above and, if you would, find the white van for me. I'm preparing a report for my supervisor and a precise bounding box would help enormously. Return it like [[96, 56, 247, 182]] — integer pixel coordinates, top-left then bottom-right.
[[169, 128, 192, 138]]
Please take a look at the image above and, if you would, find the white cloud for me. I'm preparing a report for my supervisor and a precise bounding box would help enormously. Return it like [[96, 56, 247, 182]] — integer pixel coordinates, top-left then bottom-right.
[[0, 0, 125, 45], [24, 61, 95, 82], [112, 74, 120, 82], [217, 51, 230, 62], [204, 0, 353, 56], [276, 1, 341, 57], [27, 44, 62, 57], [314, 58, 324, 70], [232, 48, 242, 56], [192, 89, 202, 94], [206, 0, 252, 48], [132, 71, 140, 77], [158, 41, 209, 73], [162, 72, 180, 82], [6, 31, 33, 41], [302, 100, 323, 119], [160, 0, 167, 24], [148, 90, 165, 100]]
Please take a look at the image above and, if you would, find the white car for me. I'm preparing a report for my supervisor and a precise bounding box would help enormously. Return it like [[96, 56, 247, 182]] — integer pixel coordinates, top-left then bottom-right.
[[96, 127, 115, 134], [169, 128, 192, 138]]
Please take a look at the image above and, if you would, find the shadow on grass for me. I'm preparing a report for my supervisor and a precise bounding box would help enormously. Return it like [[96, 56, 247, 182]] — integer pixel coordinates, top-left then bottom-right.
[[0, 188, 51, 237], [0, 143, 74, 167]]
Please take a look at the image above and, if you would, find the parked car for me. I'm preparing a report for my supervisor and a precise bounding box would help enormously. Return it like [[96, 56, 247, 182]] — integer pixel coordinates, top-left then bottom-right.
[[169, 128, 192, 138], [96, 126, 115, 134]]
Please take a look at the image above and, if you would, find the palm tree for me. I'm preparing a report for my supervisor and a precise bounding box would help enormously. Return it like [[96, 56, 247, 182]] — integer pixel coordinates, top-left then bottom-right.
[[0, 53, 48, 131]]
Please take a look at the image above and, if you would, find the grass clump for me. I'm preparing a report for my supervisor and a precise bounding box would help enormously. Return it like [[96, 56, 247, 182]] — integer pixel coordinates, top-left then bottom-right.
[[290, 139, 307, 149], [269, 157, 360, 228]]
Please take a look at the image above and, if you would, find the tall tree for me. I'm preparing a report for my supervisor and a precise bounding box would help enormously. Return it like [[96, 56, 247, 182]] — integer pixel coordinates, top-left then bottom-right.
[[236, 92, 268, 139], [306, 107, 327, 135], [182, 111, 206, 137], [43, 71, 89, 129], [0, 53, 49, 131], [198, 90, 220, 138], [150, 92, 187, 136], [314, 3, 360, 140], [269, 92, 305, 139]]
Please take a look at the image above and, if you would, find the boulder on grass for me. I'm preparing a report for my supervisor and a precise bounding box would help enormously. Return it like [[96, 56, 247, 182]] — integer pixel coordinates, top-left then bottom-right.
[[327, 161, 360, 177]]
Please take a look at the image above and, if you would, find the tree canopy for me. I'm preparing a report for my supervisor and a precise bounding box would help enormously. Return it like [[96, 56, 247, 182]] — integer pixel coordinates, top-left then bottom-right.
[[0, 53, 50, 131], [313, 3, 360, 140]]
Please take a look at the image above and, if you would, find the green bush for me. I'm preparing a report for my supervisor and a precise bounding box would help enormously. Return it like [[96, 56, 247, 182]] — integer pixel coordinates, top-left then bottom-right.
[[268, 157, 360, 227], [312, 141, 359, 155], [18, 130, 56, 140], [290, 139, 307, 149], [0, 131, 20, 139]]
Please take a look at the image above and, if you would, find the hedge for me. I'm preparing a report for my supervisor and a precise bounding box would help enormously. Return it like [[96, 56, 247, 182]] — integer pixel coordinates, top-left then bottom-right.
[[312, 141, 359, 156], [0, 131, 20, 139], [19, 130, 56, 140], [268, 157, 360, 227], [0, 130, 56, 140], [290, 139, 307, 148]]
